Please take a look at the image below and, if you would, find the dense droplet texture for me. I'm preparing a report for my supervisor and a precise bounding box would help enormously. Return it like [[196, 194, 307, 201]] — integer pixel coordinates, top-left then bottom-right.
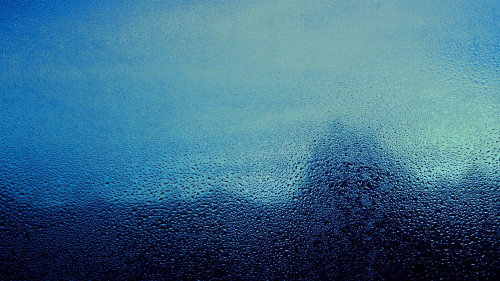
[[1, 0, 500, 280]]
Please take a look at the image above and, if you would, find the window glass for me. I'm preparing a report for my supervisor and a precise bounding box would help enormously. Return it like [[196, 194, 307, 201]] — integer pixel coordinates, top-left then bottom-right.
[[1, 0, 500, 279]]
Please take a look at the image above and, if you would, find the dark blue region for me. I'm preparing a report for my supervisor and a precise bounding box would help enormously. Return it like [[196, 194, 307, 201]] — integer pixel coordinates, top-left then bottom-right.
[[1, 124, 500, 280]]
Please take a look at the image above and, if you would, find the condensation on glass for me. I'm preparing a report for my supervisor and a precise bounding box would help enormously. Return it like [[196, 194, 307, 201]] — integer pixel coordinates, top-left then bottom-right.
[[1, 0, 500, 279]]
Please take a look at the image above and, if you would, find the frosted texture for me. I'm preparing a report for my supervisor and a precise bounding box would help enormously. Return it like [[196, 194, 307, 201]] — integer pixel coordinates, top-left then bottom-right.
[[1, 0, 500, 279]]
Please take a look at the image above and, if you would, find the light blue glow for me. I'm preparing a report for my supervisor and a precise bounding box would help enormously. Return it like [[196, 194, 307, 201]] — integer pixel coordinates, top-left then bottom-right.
[[1, 0, 500, 206]]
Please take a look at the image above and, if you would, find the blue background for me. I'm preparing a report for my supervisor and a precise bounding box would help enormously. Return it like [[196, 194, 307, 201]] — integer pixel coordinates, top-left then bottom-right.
[[1, 0, 500, 279]]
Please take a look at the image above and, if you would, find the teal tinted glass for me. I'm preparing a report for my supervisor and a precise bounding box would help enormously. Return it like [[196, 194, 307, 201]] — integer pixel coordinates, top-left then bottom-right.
[[1, 0, 500, 279]]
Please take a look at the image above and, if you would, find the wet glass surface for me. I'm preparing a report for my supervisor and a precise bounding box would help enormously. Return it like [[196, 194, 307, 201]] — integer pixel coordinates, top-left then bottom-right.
[[1, 0, 500, 279]]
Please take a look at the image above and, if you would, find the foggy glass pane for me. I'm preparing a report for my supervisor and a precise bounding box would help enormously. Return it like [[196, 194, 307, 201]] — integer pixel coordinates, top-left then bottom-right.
[[1, 0, 500, 279]]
